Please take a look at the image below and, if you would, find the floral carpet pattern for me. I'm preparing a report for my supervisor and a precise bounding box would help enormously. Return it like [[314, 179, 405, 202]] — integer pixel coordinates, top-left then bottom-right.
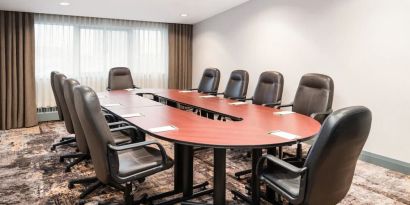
[[0, 121, 409, 205]]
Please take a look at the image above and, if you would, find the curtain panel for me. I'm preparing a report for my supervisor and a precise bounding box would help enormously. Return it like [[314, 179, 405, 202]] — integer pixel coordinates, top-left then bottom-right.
[[0, 11, 37, 130], [168, 24, 193, 89], [34, 14, 169, 108]]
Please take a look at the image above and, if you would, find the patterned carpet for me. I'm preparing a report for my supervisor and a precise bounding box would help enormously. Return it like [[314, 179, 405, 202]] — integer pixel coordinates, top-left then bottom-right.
[[0, 121, 409, 205]]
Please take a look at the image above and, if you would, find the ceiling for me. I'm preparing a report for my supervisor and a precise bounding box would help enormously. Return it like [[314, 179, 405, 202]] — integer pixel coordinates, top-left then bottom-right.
[[0, 0, 249, 24]]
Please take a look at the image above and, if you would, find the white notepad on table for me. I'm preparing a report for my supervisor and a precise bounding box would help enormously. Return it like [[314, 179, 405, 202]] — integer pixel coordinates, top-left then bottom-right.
[[102, 103, 121, 107], [120, 113, 143, 118], [199, 95, 216, 98], [273, 111, 295, 116], [229, 102, 247, 106], [268, 130, 299, 140], [124, 88, 135, 91], [148, 125, 178, 133], [179, 90, 194, 93]]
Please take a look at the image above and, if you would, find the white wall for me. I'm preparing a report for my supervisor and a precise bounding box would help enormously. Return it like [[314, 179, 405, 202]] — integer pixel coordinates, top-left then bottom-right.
[[193, 0, 410, 163]]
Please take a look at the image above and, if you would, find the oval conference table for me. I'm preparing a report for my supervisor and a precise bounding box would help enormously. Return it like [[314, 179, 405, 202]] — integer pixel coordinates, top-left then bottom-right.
[[98, 89, 321, 205]]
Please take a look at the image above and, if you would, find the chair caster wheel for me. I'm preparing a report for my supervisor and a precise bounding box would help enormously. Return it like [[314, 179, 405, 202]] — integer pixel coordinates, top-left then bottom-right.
[[138, 178, 145, 183], [68, 183, 74, 189], [51, 146, 56, 151], [65, 167, 71, 172], [59, 157, 64, 163]]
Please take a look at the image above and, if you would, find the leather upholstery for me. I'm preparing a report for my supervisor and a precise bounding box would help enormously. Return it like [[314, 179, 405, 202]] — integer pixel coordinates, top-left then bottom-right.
[[54, 73, 74, 134], [197, 68, 220, 93], [252, 71, 284, 105], [107, 67, 135, 90], [63, 79, 88, 153], [51, 71, 63, 120], [293, 73, 334, 117], [223, 70, 249, 99], [73, 85, 172, 184], [261, 106, 372, 205]]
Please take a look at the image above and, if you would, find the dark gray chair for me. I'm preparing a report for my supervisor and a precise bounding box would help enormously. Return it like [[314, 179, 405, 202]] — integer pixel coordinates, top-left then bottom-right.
[[191, 68, 220, 94], [50, 73, 76, 150], [255, 106, 372, 205], [234, 71, 284, 179], [220, 70, 249, 100], [73, 85, 173, 204], [51, 71, 64, 121], [107, 67, 138, 90], [278, 73, 334, 161], [62, 78, 134, 172]]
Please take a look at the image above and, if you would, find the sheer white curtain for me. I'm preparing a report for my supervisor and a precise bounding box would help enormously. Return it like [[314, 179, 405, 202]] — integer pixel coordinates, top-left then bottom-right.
[[35, 14, 168, 108]]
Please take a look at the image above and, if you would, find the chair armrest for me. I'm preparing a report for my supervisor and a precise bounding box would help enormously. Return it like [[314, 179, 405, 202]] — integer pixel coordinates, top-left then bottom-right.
[[276, 102, 294, 109], [108, 121, 129, 128], [262, 101, 281, 108], [229, 97, 247, 101], [256, 154, 307, 176], [201, 91, 218, 95], [108, 140, 168, 166], [103, 113, 115, 122], [110, 125, 138, 133], [310, 109, 333, 123]]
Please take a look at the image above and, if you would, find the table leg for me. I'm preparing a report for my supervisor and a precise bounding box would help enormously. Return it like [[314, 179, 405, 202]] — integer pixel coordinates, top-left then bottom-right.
[[214, 148, 226, 205], [174, 143, 184, 192], [251, 148, 262, 205], [182, 145, 194, 196]]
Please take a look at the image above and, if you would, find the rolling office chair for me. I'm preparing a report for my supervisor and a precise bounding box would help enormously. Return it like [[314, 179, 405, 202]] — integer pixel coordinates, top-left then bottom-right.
[[277, 73, 334, 162], [216, 70, 249, 121], [50, 73, 76, 150], [51, 71, 64, 121], [254, 106, 372, 205], [219, 70, 249, 100], [191, 68, 221, 94], [72, 85, 173, 204], [234, 71, 284, 179], [62, 78, 136, 173], [107, 67, 138, 90]]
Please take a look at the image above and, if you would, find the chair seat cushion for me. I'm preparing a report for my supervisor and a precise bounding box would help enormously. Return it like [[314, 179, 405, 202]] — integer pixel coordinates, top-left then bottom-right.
[[261, 166, 301, 197], [111, 131, 131, 144], [118, 146, 172, 178]]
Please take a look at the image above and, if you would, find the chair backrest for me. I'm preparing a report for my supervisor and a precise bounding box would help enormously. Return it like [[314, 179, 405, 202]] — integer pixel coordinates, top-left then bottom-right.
[[303, 106, 372, 205], [51, 71, 63, 120], [63, 79, 89, 154], [293, 73, 334, 116], [197, 68, 220, 93], [252, 71, 284, 105], [107, 67, 135, 90], [54, 73, 74, 134], [223, 70, 249, 99], [74, 85, 116, 184]]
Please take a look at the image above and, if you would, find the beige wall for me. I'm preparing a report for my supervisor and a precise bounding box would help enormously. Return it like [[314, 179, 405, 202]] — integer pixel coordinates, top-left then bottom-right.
[[193, 0, 410, 163]]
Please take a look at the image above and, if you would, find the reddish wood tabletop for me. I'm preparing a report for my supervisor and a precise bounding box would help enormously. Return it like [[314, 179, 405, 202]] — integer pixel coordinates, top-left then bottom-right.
[[99, 89, 321, 148]]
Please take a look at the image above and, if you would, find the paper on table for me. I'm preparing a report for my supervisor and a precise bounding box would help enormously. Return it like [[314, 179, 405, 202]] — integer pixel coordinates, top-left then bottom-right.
[[229, 102, 247, 106], [273, 111, 295, 115], [199, 95, 216, 98], [120, 113, 143, 118], [102, 103, 121, 107], [124, 88, 135, 91], [268, 130, 299, 140], [179, 90, 194, 93], [148, 125, 178, 133]]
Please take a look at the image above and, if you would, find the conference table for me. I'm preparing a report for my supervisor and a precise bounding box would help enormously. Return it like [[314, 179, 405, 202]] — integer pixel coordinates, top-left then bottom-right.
[[98, 89, 321, 205]]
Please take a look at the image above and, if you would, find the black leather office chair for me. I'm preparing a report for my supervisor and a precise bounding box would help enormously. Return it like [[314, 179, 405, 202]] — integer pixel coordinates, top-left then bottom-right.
[[278, 73, 334, 161], [62, 78, 134, 172], [72, 85, 173, 204], [255, 106, 372, 205], [107, 67, 138, 90], [191, 68, 220, 94], [50, 73, 76, 150], [234, 71, 284, 179], [220, 70, 249, 100], [51, 71, 64, 121]]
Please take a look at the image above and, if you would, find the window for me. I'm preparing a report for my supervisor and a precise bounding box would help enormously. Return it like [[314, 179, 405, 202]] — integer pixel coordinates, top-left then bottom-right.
[[35, 14, 168, 108]]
